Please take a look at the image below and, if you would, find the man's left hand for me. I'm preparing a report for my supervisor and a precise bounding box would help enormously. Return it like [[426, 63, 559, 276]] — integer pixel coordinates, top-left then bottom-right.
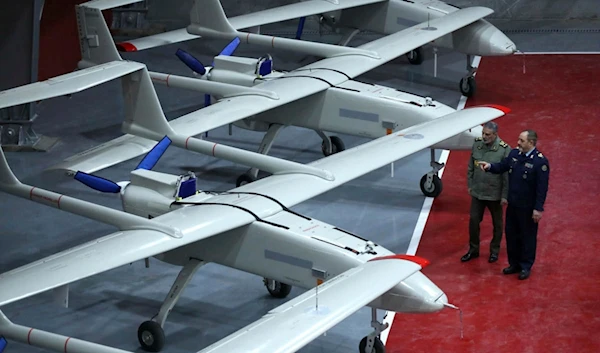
[[501, 198, 508, 206], [532, 210, 543, 223]]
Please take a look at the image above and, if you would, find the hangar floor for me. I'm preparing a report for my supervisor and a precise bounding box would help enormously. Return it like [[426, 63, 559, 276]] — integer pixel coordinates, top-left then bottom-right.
[[1, 19, 599, 353]]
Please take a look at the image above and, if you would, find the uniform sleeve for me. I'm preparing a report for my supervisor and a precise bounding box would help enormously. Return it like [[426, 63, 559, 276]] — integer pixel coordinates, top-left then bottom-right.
[[535, 158, 550, 211], [489, 153, 512, 174], [467, 148, 474, 189], [500, 146, 511, 199]]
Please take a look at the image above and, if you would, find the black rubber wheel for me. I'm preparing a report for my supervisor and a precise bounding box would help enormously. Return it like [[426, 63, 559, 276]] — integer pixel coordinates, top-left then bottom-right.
[[138, 320, 165, 352], [406, 47, 424, 65], [359, 336, 385, 353], [236, 173, 257, 187], [419, 174, 443, 198], [264, 278, 292, 298], [459, 76, 477, 97], [321, 136, 346, 156]]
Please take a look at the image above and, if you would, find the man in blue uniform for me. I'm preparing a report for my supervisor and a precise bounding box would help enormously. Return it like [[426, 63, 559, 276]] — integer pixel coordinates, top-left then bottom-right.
[[478, 130, 550, 280]]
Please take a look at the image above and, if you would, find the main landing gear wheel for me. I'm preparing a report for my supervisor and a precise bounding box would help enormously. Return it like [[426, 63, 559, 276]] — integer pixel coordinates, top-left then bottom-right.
[[359, 308, 388, 353], [420, 174, 443, 198], [420, 149, 445, 198], [406, 47, 424, 65], [263, 278, 292, 298], [359, 336, 385, 353], [138, 259, 204, 352], [459, 76, 477, 97], [138, 321, 165, 352], [459, 54, 478, 97], [236, 173, 257, 187], [321, 135, 345, 156]]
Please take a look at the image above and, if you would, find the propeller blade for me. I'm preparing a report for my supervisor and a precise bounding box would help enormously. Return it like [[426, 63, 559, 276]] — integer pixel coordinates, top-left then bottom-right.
[[296, 17, 306, 39], [74, 171, 121, 193], [135, 136, 172, 171], [218, 37, 241, 56], [176, 49, 206, 75]]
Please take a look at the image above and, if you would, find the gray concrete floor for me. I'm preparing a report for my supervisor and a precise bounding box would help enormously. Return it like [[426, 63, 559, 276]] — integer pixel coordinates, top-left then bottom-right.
[[1, 19, 599, 353]]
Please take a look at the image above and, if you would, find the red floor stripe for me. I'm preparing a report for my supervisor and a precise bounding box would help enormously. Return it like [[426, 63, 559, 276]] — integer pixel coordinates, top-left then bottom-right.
[[386, 55, 600, 353]]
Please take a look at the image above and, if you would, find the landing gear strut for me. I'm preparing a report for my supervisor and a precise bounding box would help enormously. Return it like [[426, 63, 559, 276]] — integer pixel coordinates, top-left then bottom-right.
[[359, 308, 387, 353], [317, 130, 345, 156], [138, 258, 205, 352], [263, 278, 292, 298], [459, 54, 478, 97], [419, 149, 444, 198], [236, 123, 284, 187], [338, 28, 361, 46], [406, 47, 424, 65]]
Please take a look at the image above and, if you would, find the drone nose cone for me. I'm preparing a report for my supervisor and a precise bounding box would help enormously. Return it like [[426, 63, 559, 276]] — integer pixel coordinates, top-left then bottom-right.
[[436, 292, 449, 306], [489, 31, 518, 55]]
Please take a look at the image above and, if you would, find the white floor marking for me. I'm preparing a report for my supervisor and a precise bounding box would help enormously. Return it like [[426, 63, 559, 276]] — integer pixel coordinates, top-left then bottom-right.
[[380, 55, 481, 345]]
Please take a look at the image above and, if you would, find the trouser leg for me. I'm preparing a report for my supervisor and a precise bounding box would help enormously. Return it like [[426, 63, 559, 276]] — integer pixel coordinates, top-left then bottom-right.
[[519, 208, 539, 271], [488, 200, 504, 255], [504, 205, 521, 268], [468, 197, 485, 253]]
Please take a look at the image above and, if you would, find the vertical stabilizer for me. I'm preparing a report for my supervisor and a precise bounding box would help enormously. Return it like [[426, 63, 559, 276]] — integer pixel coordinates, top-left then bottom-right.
[[120, 67, 176, 140], [189, 0, 237, 34], [76, 2, 125, 68]]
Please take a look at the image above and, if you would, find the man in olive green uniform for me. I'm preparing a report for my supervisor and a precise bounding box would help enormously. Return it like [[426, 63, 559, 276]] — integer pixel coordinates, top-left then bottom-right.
[[461, 122, 511, 263]]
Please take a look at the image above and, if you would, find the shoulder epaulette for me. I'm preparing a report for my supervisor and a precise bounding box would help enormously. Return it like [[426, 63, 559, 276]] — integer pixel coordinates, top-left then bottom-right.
[[537, 152, 544, 158], [475, 137, 482, 141], [499, 140, 508, 148]]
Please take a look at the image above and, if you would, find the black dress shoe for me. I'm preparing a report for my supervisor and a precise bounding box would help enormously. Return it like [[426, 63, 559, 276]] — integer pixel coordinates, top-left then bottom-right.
[[488, 253, 499, 263], [461, 252, 479, 262], [502, 265, 520, 274], [518, 270, 531, 280]]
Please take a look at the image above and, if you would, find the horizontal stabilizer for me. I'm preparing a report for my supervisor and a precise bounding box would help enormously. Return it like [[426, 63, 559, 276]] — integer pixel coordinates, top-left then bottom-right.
[[48, 134, 156, 174], [0, 61, 143, 109]]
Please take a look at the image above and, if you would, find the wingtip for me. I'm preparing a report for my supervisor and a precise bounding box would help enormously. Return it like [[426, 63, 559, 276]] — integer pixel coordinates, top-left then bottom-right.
[[116, 42, 137, 52], [369, 254, 430, 268], [477, 104, 511, 114]]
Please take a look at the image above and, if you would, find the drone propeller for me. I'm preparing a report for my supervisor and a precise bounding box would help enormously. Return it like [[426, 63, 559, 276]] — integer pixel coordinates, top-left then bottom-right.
[[217, 37, 241, 58], [175, 49, 206, 76], [73, 136, 172, 193], [175, 37, 241, 107]]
